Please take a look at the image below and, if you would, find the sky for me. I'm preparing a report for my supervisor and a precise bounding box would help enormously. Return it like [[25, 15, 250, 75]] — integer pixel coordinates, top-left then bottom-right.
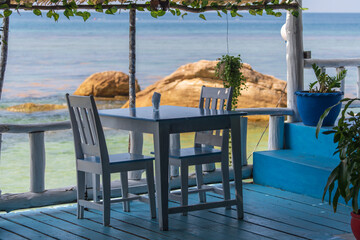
[[303, 0, 360, 13]]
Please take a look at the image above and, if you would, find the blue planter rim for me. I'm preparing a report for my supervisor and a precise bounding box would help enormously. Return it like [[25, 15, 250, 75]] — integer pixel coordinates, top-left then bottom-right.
[[295, 91, 343, 97]]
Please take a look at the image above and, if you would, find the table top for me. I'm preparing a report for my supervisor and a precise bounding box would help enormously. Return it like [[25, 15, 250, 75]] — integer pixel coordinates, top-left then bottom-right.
[[99, 105, 246, 122]]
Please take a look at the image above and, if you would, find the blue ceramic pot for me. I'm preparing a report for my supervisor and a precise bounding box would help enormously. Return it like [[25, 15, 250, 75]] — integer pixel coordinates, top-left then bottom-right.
[[295, 91, 343, 126]]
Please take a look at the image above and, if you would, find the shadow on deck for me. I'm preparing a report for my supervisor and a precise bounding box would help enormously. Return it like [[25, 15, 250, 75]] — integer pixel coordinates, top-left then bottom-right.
[[0, 183, 354, 240]]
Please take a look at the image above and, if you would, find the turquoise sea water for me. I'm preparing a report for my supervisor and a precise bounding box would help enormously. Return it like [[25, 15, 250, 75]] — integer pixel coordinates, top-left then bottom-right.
[[0, 12, 359, 194]]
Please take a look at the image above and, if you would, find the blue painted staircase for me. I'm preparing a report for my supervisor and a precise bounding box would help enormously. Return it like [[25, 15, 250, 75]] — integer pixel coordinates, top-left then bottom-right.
[[253, 122, 340, 201]]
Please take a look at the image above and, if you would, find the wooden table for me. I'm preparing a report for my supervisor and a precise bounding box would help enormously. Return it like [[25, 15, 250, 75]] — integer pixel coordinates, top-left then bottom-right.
[[99, 105, 246, 231]]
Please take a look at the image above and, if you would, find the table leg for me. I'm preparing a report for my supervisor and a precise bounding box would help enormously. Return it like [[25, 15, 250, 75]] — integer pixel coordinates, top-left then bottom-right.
[[231, 116, 244, 219], [153, 123, 170, 231]]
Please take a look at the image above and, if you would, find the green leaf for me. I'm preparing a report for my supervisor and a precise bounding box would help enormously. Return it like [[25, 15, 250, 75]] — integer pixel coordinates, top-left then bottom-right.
[[181, 12, 187, 19], [137, 6, 144, 11], [333, 189, 340, 212], [46, 10, 53, 18], [175, 9, 181, 16], [170, 9, 175, 15], [217, 11, 222, 17], [230, 10, 236, 17], [33, 9, 42, 16], [3, 9, 12, 17], [256, 9, 263, 16], [221, 9, 227, 14], [0, 4, 8, 9], [249, 9, 256, 15], [322, 167, 339, 202], [274, 12, 282, 17], [157, 10, 166, 17], [82, 11, 91, 21], [150, 11, 158, 18], [105, 7, 117, 14], [53, 12, 59, 21], [199, 14, 206, 20]]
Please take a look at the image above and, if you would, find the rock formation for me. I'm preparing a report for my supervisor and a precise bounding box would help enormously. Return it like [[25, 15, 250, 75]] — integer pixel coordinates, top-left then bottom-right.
[[74, 71, 140, 98], [122, 60, 287, 111], [6, 103, 66, 113]]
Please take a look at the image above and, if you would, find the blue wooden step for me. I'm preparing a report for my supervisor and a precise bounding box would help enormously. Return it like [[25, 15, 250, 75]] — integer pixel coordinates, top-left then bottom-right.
[[253, 150, 338, 200], [284, 122, 337, 158]]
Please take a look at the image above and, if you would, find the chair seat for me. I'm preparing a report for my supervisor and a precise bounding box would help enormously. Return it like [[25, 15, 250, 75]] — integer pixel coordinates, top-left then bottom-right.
[[83, 153, 154, 165], [169, 147, 221, 159]]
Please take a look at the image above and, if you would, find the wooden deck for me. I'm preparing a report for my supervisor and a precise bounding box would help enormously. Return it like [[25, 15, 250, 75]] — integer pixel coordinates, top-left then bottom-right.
[[0, 183, 354, 240]]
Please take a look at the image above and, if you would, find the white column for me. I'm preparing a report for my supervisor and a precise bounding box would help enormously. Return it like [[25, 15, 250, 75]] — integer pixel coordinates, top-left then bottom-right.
[[268, 116, 285, 150], [286, 1, 304, 122], [29, 132, 46, 193]]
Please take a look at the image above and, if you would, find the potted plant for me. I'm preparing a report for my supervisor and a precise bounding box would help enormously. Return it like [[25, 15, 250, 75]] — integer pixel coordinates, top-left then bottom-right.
[[295, 64, 347, 126], [316, 98, 360, 239], [215, 54, 246, 109]]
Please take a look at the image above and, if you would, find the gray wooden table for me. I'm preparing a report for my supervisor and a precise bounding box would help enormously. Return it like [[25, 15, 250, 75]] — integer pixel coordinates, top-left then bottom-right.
[[99, 105, 246, 231]]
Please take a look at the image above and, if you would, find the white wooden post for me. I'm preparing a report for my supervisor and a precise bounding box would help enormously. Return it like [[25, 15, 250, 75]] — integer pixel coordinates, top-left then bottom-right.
[[336, 67, 345, 94], [268, 116, 285, 150], [357, 66, 360, 98], [170, 134, 180, 177], [29, 132, 46, 193], [240, 117, 248, 166], [286, 1, 304, 122]]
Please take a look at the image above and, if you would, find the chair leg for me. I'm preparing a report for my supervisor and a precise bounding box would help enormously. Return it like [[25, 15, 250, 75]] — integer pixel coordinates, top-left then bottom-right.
[[77, 170, 86, 219], [146, 162, 157, 219], [92, 174, 100, 203], [120, 172, 130, 212], [221, 156, 231, 210], [195, 164, 206, 203], [102, 174, 111, 226], [180, 162, 189, 216]]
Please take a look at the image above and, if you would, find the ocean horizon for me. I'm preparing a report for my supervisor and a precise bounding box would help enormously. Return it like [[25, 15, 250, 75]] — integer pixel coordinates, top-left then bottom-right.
[[1, 12, 360, 193]]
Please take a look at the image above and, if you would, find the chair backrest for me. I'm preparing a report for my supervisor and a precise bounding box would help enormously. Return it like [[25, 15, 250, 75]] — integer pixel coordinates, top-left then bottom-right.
[[195, 86, 233, 148], [66, 94, 109, 165]]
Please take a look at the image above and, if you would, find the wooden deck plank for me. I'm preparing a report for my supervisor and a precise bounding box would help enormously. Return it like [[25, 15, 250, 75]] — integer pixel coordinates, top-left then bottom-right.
[[0, 215, 55, 239], [112, 202, 237, 240], [17, 209, 120, 240], [236, 185, 351, 230], [3, 211, 86, 240], [109, 207, 199, 240], [42, 207, 141, 240], [244, 184, 352, 215], [186, 192, 334, 240], [124, 200, 270, 240], [167, 196, 305, 240], [206, 190, 349, 236], [0, 225, 29, 240]]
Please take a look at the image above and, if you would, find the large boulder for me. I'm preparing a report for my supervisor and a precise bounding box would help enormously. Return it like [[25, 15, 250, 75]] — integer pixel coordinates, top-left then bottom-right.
[[122, 60, 286, 111], [74, 71, 141, 98]]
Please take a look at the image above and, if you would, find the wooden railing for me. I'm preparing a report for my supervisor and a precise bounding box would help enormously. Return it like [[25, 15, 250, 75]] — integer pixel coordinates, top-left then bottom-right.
[[304, 57, 360, 97], [0, 108, 293, 212]]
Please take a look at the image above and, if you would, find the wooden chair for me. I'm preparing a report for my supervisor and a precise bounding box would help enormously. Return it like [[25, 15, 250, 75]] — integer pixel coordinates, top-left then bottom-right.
[[169, 86, 233, 215], [66, 94, 156, 226]]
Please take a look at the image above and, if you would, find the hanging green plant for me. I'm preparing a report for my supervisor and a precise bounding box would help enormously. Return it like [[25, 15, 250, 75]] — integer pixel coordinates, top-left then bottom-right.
[[215, 54, 246, 109]]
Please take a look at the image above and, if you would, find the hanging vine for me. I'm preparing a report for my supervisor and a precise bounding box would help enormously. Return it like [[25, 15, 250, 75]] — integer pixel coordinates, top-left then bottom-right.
[[0, 0, 303, 22], [215, 54, 246, 109]]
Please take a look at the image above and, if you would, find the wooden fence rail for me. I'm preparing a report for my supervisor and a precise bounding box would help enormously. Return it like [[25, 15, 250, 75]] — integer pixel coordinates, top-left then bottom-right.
[[304, 58, 360, 98]]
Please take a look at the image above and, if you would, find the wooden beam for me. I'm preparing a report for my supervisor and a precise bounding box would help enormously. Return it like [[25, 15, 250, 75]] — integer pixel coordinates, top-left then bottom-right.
[[6, 3, 299, 11], [304, 58, 360, 68], [235, 108, 293, 116], [0, 121, 70, 134]]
